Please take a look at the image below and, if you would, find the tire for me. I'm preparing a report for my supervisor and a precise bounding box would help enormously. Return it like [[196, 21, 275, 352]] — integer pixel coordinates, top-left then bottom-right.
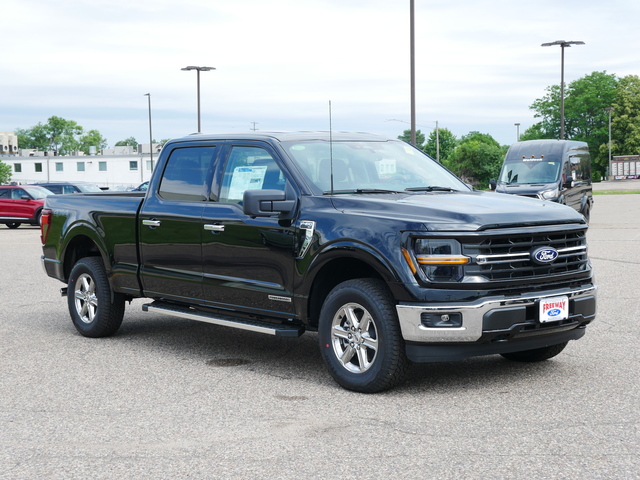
[[67, 257, 125, 338], [318, 279, 409, 393], [6, 223, 21, 229], [582, 204, 590, 223], [500, 341, 568, 362]]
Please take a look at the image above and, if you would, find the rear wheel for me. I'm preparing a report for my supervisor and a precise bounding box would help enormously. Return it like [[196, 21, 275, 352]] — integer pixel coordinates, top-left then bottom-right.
[[500, 341, 568, 362], [318, 279, 408, 393], [6, 223, 21, 229], [68, 257, 125, 337]]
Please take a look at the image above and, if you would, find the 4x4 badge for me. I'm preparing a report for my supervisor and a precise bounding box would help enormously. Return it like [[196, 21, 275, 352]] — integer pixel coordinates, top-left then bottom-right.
[[531, 247, 559, 264]]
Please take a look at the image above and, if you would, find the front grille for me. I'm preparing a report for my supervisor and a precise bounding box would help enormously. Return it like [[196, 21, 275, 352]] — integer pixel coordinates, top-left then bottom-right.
[[462, 226, 589, 284]]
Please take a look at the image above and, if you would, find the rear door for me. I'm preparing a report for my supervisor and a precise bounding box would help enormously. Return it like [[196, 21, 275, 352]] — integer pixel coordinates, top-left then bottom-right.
[[201, 143, 298, 317], [0, 188, 12, 217], [139, 144, 218, 302]]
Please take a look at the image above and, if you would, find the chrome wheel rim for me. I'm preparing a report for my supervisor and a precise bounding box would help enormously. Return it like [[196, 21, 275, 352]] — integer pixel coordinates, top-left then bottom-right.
[[330, 302, 379, 374], [74, 273, 98, 324]]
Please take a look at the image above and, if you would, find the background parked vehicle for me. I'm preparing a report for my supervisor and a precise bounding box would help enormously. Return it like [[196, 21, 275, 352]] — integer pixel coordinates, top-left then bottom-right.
[[34, 181, 105, 194], [0, 185, 53, 228], [490, 140, 594, 221]]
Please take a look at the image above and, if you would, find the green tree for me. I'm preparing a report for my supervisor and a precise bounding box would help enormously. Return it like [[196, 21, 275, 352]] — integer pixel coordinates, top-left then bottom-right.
[[115, 137, 138, 149], [423, 128, 457, 162], [14, 116, 101, 155], [398, 129, 426, 150], [444, 132, 505, 188], [529, 71, 619, 178], [0, 160, 11, 184], [610, 75, 640, 157], [46, 116, 83, 154], [79, 130, 108, 154], [15, 123, 50, 151]]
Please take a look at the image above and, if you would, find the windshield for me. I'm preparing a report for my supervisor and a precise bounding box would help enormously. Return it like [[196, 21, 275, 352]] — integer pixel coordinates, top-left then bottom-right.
[[76, 184, 103, 193], [24, 186, 54, 199], [499, 160, 561, 185], [282, 140, 469, 193]]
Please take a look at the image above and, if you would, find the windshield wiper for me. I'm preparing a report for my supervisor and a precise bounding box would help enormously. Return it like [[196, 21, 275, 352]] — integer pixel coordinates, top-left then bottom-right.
[[405, 186, 456, 192], [324, 188, 403, 195]]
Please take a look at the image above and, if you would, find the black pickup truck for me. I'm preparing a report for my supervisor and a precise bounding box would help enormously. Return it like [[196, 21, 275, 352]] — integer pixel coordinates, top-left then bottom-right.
[[41, 132, 597, 392]]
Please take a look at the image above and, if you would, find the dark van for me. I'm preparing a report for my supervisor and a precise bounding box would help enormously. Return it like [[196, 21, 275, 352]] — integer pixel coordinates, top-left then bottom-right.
[[490, 140, 593, 221]]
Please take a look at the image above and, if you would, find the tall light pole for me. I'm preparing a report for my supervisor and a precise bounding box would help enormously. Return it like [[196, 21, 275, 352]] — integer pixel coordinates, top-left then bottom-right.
[[605, 106, 614, 180], [144, 93, 154, 174], [181, 66, 215, 132], [541, 40, 584, 140], [410, 0, 416, 146], [514, 123, 521, 142]]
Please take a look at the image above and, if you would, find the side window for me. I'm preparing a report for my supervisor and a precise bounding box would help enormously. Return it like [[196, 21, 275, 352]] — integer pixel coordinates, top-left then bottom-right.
[[0, 189, 11, 199], [12, 188, 28, 199], [159, 146, 216, 202], [219, 146, 285, 204], [62, 186, 77, 194]]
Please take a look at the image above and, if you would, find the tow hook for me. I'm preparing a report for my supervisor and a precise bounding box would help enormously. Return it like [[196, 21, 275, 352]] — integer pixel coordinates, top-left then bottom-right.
[[60, 287, 68, 297]]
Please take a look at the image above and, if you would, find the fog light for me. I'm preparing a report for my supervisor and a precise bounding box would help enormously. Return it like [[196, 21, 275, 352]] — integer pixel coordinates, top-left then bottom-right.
[[421, 313, 462, 328]]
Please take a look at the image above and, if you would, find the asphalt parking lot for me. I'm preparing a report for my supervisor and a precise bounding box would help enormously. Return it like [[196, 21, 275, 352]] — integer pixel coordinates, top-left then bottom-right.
[[1, 188, 639, 480]]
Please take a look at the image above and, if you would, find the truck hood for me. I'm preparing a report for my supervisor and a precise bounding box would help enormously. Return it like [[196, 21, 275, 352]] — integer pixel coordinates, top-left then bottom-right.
[[329, 191, 584, 231]]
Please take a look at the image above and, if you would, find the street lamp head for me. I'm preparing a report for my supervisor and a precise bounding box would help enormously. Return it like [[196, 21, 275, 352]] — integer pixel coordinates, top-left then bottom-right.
[[181, 66, 216, 71], [541, 40, 585, 48]]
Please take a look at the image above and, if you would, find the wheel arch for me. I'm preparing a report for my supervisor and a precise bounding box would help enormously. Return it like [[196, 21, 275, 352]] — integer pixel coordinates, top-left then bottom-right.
[[304, 245, 401, 329], [61, 230, 108, 281]]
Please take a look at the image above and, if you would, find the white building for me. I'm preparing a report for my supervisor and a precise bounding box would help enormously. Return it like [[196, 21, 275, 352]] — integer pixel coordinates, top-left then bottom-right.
[[3, 152, 157, 190]]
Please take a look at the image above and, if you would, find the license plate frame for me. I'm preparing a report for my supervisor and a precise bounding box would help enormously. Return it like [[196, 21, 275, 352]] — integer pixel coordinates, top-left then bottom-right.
[[539, 295, 569, 323]]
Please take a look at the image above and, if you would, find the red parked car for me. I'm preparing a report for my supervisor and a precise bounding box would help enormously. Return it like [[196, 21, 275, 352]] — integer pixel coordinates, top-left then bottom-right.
[[0, 185, 53, 228]]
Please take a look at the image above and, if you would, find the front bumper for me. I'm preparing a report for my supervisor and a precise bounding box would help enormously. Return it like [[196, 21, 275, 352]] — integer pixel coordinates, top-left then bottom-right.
[[396, 284, 596, 344]]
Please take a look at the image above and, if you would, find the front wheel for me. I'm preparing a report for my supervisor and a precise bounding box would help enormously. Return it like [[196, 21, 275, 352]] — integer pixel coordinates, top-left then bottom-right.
[[500, 341, 568, 362], [318, 279, 408, 393], [68, 257, 125, 338], [6, 223, 21, 229]]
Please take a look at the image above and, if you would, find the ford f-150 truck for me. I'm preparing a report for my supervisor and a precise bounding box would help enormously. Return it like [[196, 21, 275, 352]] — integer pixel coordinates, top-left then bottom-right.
[[41, 132, 597, 392]]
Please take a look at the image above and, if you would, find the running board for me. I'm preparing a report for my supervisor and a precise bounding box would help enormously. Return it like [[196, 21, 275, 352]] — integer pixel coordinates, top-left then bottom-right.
[[142, 301, 304, 338]]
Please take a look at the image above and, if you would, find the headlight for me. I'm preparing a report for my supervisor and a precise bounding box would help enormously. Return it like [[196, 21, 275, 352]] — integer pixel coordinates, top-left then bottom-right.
[[408, 239, 469, 282], [540, 188, 559, 200]]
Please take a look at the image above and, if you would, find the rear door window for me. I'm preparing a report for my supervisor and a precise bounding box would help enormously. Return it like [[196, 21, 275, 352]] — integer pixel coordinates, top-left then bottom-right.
[[159, 146, 217, 201]]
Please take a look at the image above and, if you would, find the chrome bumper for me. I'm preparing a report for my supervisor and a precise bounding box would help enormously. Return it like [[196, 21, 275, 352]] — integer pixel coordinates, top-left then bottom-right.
[[396, 285, 597, 343]]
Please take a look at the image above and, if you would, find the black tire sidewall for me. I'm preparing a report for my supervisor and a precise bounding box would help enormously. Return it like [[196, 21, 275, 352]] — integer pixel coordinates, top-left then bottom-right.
[[318, 279, 406, 393]]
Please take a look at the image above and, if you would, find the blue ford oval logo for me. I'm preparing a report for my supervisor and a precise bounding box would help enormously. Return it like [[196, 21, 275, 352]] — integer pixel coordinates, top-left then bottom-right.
[[532, 247, 559, 264], [548, 308, 562, 317]]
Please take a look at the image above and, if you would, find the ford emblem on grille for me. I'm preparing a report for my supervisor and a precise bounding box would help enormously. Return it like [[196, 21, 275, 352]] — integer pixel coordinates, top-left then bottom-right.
[[531, 247, 559, 264]]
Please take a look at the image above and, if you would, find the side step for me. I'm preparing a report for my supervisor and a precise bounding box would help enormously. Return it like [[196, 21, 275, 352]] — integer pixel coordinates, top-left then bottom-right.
[[142, 301, 305, 338]]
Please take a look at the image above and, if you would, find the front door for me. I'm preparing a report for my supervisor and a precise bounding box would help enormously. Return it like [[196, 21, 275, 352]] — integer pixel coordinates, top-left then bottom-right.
[[201, 144, 297, 317]]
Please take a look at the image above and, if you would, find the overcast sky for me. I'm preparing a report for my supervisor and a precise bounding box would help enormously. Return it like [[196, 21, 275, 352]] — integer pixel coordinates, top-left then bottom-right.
[[3, 0, 639, 148]]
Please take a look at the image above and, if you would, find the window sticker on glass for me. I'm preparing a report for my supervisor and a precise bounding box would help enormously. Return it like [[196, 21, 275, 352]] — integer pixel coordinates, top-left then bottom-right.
[[228, 165, 267, 200]]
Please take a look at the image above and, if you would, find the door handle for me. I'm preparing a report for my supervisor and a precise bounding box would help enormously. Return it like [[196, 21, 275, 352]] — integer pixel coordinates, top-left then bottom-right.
[[142, 219, 161, 228], [204, 224, 225, 233]]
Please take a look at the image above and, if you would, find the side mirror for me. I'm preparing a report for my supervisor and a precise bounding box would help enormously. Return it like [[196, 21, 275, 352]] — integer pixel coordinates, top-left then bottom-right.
[[489, 179, 497, 191], [243, 189, 296, 218], [20, 195, 31, 201]]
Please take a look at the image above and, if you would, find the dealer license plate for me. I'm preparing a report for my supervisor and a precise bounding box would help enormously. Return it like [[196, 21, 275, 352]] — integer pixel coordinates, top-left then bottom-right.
[[539, 295, 569, 323]]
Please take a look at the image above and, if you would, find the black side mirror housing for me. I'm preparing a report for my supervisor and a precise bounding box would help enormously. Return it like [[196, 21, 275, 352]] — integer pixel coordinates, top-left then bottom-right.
[[243, 189, 296, 218]]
